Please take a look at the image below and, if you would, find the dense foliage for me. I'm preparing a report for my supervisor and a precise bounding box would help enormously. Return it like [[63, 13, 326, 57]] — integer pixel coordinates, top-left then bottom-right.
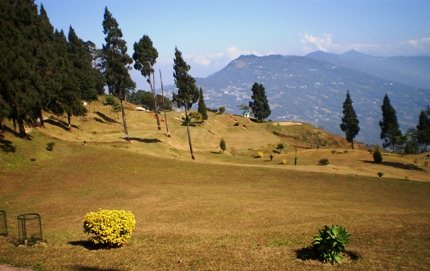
[[373, 146, 383, 163], [379, 94, 402, 151], [250, 82, 271, 122], [340, 91, 360, 149], [83, 209, 136, 247], [129, 90, 172, 111], [0, 1, 102, 137]]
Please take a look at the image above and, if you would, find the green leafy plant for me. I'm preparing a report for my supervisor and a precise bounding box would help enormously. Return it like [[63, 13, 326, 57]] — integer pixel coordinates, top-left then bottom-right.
[[318, 158, 329, 166], [219, 138, 226, 153], [218, 106, 226, 114], [312, 225, 350, 264], [83, 209, 136, 247], [46, 142, 55, 151], [373, 146, 383, 163]]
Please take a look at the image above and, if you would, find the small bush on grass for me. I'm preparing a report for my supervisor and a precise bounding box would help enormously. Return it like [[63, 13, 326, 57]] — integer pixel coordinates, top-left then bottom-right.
[[46, 142, 55, 151], [373, 146, 383, 163], [312, 225, 350, 264], [254, 151, 264, 158], [83, 209, 136, 247], [377, 171, 384, 178], [318, 158, 329, 166], [219, 138, 226, 153]]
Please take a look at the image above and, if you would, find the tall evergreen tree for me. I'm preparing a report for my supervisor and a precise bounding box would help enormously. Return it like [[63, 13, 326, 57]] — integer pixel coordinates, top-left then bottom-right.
[[102, 7, 135, 141], [173, 47, 199, 160], [85, 41, 106, 95], [197, 88, 208, 122], [132, 35, 161, 130], [68, 26, 98, 101], [50, 30, 86, 131], [379, 94, 402, 151], [340, 90, 360, 149], [0, 0, 40, 137], [416, 107, 430, 147], [250, 82, 271, 122]]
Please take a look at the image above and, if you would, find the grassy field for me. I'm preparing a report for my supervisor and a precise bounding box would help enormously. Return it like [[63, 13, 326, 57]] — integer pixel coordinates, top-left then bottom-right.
[[1, 99, 429, 270]]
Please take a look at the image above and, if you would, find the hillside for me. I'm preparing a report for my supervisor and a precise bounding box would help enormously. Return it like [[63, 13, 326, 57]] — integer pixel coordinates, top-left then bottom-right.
[[1, 97, 429, 182], [187, 53, 430, 144]]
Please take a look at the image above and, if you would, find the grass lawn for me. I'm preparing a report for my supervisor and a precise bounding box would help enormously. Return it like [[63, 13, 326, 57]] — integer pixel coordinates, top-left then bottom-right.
[[1, 139, 430, 270]]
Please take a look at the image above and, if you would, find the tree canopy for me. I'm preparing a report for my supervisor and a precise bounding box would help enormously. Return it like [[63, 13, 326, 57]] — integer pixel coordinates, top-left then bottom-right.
[[250, 82, 271, 122], [340, 90, 360, 149], [379, 94, 402, 151]]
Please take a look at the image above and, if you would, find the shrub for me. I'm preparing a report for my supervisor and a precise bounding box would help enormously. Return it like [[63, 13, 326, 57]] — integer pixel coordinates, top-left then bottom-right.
[[318, 158, 329, 166], [218, 106, 226, 114], [269, 154, 274, 161], [377, 171, 384, 178], [312, 225, 350, 264], [219, 138, 226, 153], [276, 143, 284, 152], [83, 209, 136, 247], [46, 142, 55, 151], [255, 151, 264, 158], [373, 146, 383, 163], [104, 95, 121, 113]]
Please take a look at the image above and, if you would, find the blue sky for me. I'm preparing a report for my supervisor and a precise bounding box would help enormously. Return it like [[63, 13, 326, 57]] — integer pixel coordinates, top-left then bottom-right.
[[35, 0, 430, 88]]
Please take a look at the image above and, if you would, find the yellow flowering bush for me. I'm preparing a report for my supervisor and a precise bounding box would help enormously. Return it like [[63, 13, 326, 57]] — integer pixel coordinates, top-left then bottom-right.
[[83, 209, 136, 247], [255, 151, 264, 158]]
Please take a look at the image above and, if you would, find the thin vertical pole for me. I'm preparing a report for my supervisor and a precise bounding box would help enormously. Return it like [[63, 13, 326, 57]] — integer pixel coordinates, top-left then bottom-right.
[[159, 70, 170, 137]]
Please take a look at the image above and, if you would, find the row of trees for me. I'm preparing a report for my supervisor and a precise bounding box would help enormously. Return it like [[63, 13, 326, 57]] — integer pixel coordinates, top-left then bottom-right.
[[340, 91, 430, 152], [0, 1, 211, 149], [0, 0, 104, 137]]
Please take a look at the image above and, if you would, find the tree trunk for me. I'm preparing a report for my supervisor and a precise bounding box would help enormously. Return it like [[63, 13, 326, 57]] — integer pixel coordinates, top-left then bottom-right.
[[184, 107, 195, 160], [159, 70, 170, 137], [351, 140, 355, 149], [150, 74, 161, 131], [120, 99, 129, 141], [38, 109, 45, 128], [17, 115, 26, 138], [67, 113, 72, 132], [12, 118, 16, 132]]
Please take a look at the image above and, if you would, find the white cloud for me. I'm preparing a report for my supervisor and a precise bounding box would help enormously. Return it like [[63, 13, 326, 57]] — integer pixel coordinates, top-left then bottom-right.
[[300, 33, 334, 52], [300, 32, 430, 56], [408, 37, 430, 48], [185, 47, 261, 67]]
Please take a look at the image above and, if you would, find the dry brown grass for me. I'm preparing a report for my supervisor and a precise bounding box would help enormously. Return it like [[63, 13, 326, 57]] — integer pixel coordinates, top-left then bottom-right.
[[1, 138, 430, 270]]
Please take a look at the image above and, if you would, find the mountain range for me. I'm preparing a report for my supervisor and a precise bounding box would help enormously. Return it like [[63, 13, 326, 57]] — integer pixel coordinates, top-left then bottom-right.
[[168, 51, 430, 144]]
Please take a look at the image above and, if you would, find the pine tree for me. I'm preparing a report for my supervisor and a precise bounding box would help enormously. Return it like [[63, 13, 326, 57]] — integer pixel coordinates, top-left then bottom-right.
[[0, 0, 40, 137], [416, 107, 430, 147], [379, 94, 402, 151], [68, 26, 98, 101], [50, 30, 86, 131], [132, 35, 161, 130], [0, 95, 10, 132], [102, 7, 135, 141], [198, 88, 208, 122], [340, 90, 360, 149], [173, 47, 199, 160], [250, 82, 271, 122]]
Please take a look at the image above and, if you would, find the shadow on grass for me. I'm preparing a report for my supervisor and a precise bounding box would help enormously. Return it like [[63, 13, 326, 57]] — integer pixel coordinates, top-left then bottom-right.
[[95, 111, 119, 124], [68, 240, 122, 251], [296, 247, 360, 262], [210, 151, 221, 154], [129, 137, 161, 144], [0, 133, 16, 153], [68, 265, 123, 271], [363, 160, 425, 171], [45, 117, 78, 131]]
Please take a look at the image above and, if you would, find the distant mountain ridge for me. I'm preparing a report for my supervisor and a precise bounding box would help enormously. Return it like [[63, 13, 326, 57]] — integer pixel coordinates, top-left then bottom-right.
[[184, 51, 430, 144], [306, 50, 430, 89]]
